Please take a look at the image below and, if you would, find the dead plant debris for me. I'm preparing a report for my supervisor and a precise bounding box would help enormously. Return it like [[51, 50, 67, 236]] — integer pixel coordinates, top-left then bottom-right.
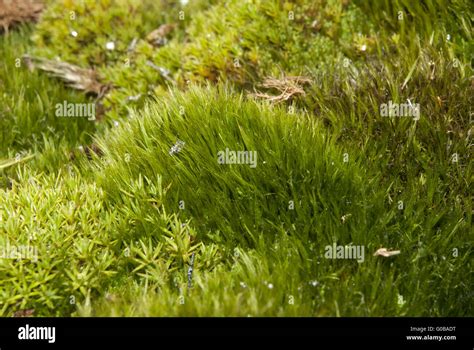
[[374, 248, 401, 257], [146, 23, 176, 47], [250, 76, 312, 104], [12, 309, 35, 317], [22, 55, 109, 97], [0, 0, 44, 34]]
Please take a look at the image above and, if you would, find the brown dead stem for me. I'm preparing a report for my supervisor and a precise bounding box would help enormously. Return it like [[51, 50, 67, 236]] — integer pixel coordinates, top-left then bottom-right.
[[23, 55, 110, 97], [250, 76, 312, 104]]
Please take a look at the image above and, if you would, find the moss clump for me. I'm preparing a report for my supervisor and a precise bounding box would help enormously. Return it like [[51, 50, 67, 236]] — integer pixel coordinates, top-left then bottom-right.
[[95, 86, 370, 246], [32, 0, 373, 120]]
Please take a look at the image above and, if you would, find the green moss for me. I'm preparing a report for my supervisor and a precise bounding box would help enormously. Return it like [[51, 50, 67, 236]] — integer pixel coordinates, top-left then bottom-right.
[[1, 0, 472, 317], [0, 25, 95, 161], [33, 0, 178, 67], [96, 86, 371, 247], [32, 0, 373, 120]]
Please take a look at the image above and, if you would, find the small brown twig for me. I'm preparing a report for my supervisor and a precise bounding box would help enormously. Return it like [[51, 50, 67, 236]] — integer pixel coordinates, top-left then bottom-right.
[[22, 55, 109, 97]]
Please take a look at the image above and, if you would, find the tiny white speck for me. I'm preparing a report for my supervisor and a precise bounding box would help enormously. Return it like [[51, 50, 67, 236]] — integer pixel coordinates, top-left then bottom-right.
[[240, 282, 247, 288], [446, 34, 451, 41], [71, 30, 78, 37], [169, 140, 185, 156], [106, 41, 115, 50], [360, 44, 367, 52], [113, 121, 119, 127], [180, 0, 189, 6], [267, 283, 273, 289], [309, 280, 318, 287]]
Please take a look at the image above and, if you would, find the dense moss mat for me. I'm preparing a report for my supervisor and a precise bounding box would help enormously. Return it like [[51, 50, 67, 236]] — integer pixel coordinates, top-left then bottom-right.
[[0, 26, 96, 158], [0, 0, 472, 316], [32, 0, 372, 119], [95, 87, 370, 246]]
